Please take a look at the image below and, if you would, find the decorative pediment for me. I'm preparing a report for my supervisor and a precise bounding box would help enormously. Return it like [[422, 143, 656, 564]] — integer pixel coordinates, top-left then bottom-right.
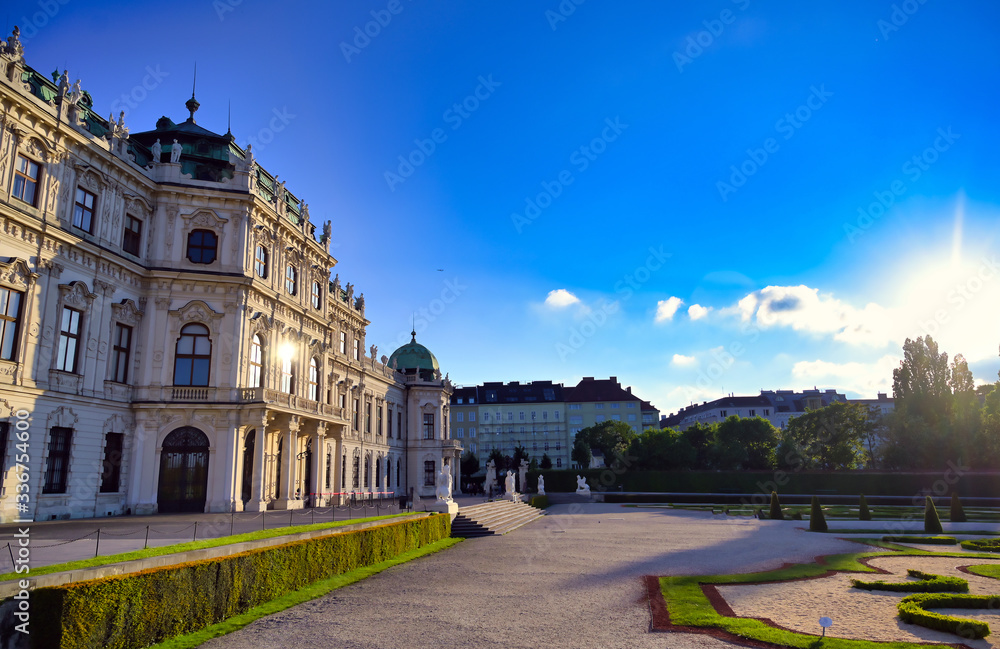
[[46, 406, 78, 429], [78, 169, 103, 193], [169, 300, 224, 333], [58, 280, 97, 308], [308, 338, 325, 353], [125, 195, 153, 218], [249, 311, 273, 335], [111, 299, 144, 327], [182, 209, 228, 230], [0, 258, 37, 290], [102, 413, 133, 434], [23, 137, 51, 162]]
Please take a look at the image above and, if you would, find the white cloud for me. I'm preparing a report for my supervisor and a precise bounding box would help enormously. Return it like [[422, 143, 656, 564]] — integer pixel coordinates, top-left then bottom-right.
[[671, 353, 697, 366], [728, 285, 895, 346], [688, 304, 712, 320], [544, 289, 580, 309], [655, 297, 684, 323], [791, 355, 901, 397]]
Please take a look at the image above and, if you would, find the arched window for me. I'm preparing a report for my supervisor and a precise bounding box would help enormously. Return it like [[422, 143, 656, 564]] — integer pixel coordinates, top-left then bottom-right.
[[249, 334, 263, 387], [254, 245, 268, 278], [187, 230, 218, 264], [308, 357, 319, 401], [280, 355, 295, 394], [174, 323, 211, 386], [285, 265, 297, 295]]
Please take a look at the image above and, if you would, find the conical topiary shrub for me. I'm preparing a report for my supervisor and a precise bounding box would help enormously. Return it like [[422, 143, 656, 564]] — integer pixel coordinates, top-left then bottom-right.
[[950, 493, 967, 523], [810, 495, 828, 532], [924, 495, 943, 534], [859, 493, 872, 521], [769, 491, 784, 521]]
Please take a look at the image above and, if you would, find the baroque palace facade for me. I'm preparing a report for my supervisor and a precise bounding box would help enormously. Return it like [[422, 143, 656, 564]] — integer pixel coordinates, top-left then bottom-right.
[[0, 28, 461, 522]]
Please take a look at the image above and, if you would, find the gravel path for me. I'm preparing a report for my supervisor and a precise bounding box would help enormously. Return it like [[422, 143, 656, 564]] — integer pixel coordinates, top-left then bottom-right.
[[201, 504, 872, 649]]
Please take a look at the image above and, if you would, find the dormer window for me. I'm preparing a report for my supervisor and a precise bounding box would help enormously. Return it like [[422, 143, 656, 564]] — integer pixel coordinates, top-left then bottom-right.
[[187, 230, 218, 264]]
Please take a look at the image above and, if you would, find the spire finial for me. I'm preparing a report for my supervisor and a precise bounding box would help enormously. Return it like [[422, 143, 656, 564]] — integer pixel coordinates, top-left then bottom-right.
[[185, 63, 200, 122], [226, 100, 231, 135], [411, 314, 416, 342]]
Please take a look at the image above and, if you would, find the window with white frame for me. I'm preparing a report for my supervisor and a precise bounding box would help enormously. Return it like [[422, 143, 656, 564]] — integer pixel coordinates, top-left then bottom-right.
[[56, 307, 82, 373]]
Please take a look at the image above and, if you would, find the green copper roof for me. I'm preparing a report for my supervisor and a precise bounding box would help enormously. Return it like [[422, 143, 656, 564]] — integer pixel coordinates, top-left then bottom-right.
[[389, 331, 439, 374]]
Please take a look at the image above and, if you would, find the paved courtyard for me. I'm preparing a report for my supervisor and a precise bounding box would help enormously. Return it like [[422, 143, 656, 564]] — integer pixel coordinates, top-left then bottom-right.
[[201, 503, 881, 649]]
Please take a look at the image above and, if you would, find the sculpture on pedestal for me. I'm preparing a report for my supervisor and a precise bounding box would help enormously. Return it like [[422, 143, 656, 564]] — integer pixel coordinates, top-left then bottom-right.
[[484, 459, 497, 496], [537, 474, 546, 496], [151, 139, 162, 163], [576, 475, 591, 495], [435, 462, 453, 503], [170, 139, 182, 163], [518, 459, 528, 494]]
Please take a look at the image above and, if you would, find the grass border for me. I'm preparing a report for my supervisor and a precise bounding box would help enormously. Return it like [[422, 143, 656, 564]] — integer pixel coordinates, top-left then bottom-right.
[[148, 537, 462, 648], [654, 540, 1000, 648], [0, 513, 411, 581]]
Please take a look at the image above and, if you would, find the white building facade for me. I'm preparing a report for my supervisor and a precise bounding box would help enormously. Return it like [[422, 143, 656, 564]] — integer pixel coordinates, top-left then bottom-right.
[[0, 32, 459, 522]]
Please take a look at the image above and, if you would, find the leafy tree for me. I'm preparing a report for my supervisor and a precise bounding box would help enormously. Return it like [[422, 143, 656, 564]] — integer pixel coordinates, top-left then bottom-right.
[[571, 438, 592, 468], [712, 416, 778, 470], [487, 448, 504, 484], [682, 423, 716, 469], [460, 450, 479, 477], [631, 427, 685, 470], [539, 453, 553, 470], [781, 402, 871, 470], [893, 336, 952, 426], [575, 420, 638, 468], [512, 444, 530, 468]]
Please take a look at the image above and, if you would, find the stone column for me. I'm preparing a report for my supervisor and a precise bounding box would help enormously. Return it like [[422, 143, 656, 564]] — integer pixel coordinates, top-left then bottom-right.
[[208, 422, 241, 513], [454, 450, 463, 495], [275, 416, 303, 509], [311, 423, 327, 506], [245, 419, 269, 512]]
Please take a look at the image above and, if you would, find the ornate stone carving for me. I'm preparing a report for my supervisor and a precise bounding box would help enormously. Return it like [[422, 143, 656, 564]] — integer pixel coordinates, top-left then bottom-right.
[[0, 258, 37, 289], [111, 299, 144, 326], [58, 281, 97, 307]]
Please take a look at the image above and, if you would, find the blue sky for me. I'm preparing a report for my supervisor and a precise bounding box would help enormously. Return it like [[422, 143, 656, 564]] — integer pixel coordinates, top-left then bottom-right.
[[10, 0, 1000, 415]]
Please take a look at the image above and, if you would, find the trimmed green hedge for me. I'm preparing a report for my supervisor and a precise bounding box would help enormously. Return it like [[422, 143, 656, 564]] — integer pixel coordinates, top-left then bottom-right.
[[961, 537, 1000, 552], [30, 514, 450, 649], [530, 469, 1000, 497], [882, 536, 958, 545], [898, 593, 998, 639], [528, 495, 549, 509], [851, 569, 968, 593]]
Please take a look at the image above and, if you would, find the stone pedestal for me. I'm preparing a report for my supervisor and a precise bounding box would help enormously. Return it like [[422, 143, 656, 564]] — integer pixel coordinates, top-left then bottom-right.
[[273, 498, 305, 510], [428, 499, 459, 519]]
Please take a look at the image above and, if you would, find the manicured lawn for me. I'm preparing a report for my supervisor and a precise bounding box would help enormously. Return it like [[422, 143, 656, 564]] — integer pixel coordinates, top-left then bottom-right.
[[0, 513, 412, 581], [658, 540, 1000, 648]]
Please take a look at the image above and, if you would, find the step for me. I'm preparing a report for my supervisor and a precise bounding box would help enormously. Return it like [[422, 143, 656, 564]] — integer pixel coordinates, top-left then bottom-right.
[[452, 500, 546, 538]]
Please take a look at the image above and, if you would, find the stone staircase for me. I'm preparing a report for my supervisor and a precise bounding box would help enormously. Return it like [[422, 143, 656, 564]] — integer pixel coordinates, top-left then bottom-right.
[[451, 500, 546, 538]]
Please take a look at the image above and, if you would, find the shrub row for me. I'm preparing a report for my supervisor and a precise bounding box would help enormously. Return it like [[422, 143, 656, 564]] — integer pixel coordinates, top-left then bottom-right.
[[960, 537, 1000, 552], [881, 536, 958, 545], [29, 514, 450, 649], [852, 569, 968, 593], [530, 469, 999, 497], [897, 593, 997, 639], [528, 495, 549, 509]]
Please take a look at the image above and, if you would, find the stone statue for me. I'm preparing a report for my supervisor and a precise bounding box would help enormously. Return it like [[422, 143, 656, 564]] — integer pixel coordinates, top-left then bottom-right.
[[380, 354, 388, 367], [300, 201, 310, 222], [151, 138, 162, 163], [518, 459, 528, 494], [505, 470, 515, 495], [275, 179, 286, 205], [576, 475, 591, 495], [332, 273, 341, 294], [170, 139, 182, 163], [435, 462, 452, 503], [369, 344, 377, 360], [322, 220, 332, 246], [484, 459, 497, 495], [356, 293, 365, 315], [433, 369, 442, 380], [391, 357, 398, 371], [537, 474, 546, 496], [57, 70, 69, 97], [68, 79, 83, 106], [346, 283, 354, 302], [5, 27, 24, 62]]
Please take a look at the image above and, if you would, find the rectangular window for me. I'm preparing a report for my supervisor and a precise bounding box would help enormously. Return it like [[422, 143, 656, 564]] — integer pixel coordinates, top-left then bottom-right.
[[73, 187, 97, 232], [554, 410, 560, 419], [423, 460, 435, 486], [122, 214, 142, 255], [611, 403, 620, 409], [569, 404, 581, 410], [556, 458, 562, 468], [507, 412, 513, 421], [0, 288, 23, 361], [627, 402, 636, 408], [353, 339, 360, 361], [569, 415, 582, 425], [377, 405, 384, 436], [469, 427, 476, 437], [339, 392, 346, 410], [470, 442, 476, 454], [0, 423, 8, 476], [595, 403, 604, 410], [99, 432, 124, 493], [387, 407, 393, 437], [519, 412, 525, 420], [455, 412, 463, 422], [595, 415, 605, 422], [397, 412, 402, 439], [353, 398, 359, 430], [469, 412, 475, 422], [339, 331, 347, 354], [12, 155, 40, 205], [556, 442, 561, 451], [423, 413, 434, 440], [365, 402, 372, 433], [110, 323, 132, 383], [764, 409, 770, 416], [627, 414, 637, 422], [749, 409, 756, 417], [483, 412, 490, 422], [456, 428, 464, 438], [720, 410, 728, 417], [43, 427, 72, 493], [56, 307, 82, 373], [544, 442, 549, 451], [611, 414, 620, 421]]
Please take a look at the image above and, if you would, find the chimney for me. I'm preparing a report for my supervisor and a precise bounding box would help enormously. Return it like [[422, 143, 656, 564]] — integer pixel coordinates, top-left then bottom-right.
[[626, 387, 632, 394]]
